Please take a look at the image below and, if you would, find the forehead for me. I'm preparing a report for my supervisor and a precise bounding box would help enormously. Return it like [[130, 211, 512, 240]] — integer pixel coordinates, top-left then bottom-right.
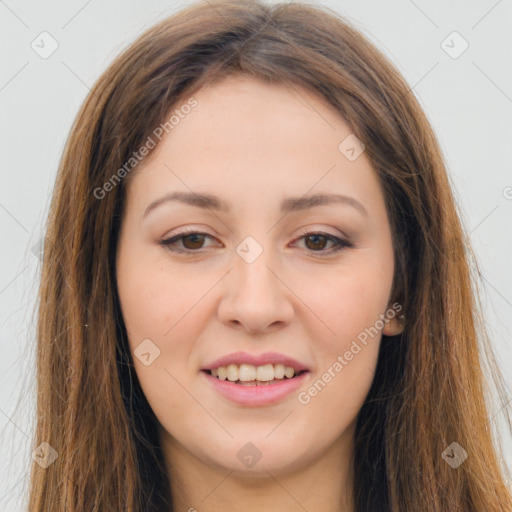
[[173, 75, 353, 156], [125, 75, 382, 217]]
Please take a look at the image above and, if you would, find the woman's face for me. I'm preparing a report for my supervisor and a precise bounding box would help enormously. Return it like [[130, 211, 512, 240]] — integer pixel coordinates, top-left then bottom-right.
[[116, 75, 401, 476]]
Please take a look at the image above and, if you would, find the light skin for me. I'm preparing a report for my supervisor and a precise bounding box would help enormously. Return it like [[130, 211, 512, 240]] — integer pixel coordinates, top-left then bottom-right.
[[116, 75, 404, 512]]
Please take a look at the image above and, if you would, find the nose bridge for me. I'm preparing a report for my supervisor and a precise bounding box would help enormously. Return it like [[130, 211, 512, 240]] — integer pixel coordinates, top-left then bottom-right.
[[233, 234, 281, 301], [217, 233, 294, 332]]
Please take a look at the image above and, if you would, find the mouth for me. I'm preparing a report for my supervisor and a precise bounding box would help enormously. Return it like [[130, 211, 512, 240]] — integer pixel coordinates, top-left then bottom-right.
[[201, 363, 310, 386], [200, 364, 311, 406]]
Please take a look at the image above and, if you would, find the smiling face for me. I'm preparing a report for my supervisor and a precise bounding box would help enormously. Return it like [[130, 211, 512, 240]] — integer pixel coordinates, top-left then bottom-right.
[[115, 75, 401, 478]]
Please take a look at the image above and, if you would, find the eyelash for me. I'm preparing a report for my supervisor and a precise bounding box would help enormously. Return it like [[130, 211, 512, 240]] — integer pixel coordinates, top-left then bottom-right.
[[159, 228, 353, 256]]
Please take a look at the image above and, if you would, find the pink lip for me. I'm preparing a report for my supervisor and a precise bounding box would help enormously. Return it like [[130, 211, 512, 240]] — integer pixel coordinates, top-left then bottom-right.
[[200, 370, 310, 406], [202, 351, 310, 372]]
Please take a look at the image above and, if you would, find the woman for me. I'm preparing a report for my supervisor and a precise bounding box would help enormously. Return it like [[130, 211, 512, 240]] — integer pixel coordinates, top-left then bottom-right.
[[30, 0, 512, 510]]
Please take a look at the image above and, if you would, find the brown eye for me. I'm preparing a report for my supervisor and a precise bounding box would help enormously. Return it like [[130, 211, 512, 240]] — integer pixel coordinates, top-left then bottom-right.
[[304, 234, 329, 251], [160, 231, 216, 254], [295, 232, 352, 253], [181, 233, 207, 250], [161, 230, 352, 256]]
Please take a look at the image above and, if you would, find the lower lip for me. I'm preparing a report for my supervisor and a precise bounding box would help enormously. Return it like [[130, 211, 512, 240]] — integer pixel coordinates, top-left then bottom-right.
[[201, 370, 310, 406]]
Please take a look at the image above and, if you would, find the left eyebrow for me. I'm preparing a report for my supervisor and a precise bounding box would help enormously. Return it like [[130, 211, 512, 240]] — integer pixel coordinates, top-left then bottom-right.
[[143, 191, 368, 218], [281, 193, 368, 217]]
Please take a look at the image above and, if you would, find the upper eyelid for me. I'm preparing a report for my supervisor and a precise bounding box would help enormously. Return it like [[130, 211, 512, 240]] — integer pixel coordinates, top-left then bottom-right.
[[163, 228, 346, 242], [164, 224, 349, 240]]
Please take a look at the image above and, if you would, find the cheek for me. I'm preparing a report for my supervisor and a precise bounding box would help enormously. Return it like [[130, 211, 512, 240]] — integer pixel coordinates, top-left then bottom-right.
[[116, 251, 210, 422], [117, 243, 203, 344], [116, 245, 219, 399], [295, 283, 385, 432], [296, 257, 393, 352], [291, 256, 391, 420], [298, 345, 380, 438]]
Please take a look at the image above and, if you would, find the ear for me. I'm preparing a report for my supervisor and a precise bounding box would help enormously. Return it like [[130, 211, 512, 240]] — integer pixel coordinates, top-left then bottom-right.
[[382, 312, 405, 336]]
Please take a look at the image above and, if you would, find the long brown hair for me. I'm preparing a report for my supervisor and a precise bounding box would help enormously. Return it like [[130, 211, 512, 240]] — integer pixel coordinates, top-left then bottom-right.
[[29, 0, 512, 510]]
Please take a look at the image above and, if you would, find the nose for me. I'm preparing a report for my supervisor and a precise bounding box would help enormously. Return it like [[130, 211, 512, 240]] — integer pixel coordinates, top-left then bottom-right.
[[217, 248, 295, 335]]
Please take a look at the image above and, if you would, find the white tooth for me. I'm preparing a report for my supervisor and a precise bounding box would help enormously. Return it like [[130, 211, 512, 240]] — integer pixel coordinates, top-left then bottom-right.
[[217, 366, 227, 380], [238, 364, 256, 382], [284, 366, 295, 378], [256, 363, 274, 381], [211, 363, 300, 382], [226, 364, 238, 382], [273, 364, 285, 379]]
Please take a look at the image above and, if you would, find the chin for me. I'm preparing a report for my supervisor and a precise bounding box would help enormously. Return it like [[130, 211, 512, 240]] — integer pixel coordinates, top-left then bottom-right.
[[201, 437, 312, 476]]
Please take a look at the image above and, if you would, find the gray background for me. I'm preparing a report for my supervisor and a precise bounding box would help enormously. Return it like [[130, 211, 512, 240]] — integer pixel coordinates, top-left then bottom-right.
[[1, 0, 511, 509]]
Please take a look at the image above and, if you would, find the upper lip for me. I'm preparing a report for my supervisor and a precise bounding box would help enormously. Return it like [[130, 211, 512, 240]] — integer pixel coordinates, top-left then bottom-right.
[[202, 351, 310, 372]]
